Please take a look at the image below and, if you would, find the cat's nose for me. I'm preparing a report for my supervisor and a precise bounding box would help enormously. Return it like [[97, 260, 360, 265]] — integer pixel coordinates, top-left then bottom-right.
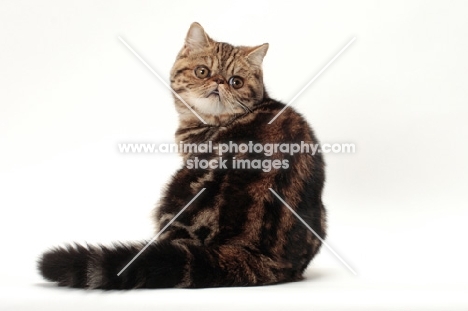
[[212, 75, 225, 85]]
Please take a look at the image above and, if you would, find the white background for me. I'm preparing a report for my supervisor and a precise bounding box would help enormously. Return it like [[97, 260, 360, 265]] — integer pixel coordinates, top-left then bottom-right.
[[1, 0, 468, 310]]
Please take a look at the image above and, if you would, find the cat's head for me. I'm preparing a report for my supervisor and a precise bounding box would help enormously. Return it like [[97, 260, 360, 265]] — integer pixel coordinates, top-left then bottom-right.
[[170, 22, 268, 123]]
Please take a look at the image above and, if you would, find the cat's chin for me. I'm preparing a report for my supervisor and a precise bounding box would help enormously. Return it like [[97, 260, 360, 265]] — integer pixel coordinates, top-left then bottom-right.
[[189, 97, 231, 116]]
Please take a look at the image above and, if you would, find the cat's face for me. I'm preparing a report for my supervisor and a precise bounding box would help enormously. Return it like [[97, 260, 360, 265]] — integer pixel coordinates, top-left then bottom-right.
[[170, 23, 268, 121]]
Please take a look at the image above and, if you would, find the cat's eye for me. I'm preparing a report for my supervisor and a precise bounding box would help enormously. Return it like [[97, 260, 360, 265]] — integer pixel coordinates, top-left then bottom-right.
[[229, 76, 244, 89], [194, 66, 210, 79]]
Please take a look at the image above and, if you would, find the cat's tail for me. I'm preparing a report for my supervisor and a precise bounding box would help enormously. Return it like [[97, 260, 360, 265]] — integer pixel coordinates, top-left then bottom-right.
[[38, 241, 299, 289], [38, 241, 189, 289]]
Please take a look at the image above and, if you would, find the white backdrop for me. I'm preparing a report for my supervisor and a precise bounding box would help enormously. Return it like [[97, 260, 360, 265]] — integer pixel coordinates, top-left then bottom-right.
[[1, 1, 468, 310]]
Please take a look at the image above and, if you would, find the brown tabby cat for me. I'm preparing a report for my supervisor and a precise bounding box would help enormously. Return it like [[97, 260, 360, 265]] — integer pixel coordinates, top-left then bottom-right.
[[38, 22, 326, 289]]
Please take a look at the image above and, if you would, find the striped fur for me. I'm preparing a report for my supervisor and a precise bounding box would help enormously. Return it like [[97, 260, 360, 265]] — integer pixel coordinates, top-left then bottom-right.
[[38, 22, 326, 289]]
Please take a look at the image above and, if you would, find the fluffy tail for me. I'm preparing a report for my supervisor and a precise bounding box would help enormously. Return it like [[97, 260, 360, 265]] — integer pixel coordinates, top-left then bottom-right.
[[38, 241, 187, 289], [38, 241, 301, 289]]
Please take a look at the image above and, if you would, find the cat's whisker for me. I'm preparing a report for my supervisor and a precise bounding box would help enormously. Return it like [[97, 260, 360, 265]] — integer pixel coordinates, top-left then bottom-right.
[[220, 92, 236, 115], [228, 100, 236, 114], [236, 100, 252, 113], [216, 99, 222, 115]]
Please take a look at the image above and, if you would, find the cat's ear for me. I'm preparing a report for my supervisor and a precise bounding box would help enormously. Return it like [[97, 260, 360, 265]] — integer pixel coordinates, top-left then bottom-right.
[[245, 43, 269, 67], [183, 22, 213, 54]]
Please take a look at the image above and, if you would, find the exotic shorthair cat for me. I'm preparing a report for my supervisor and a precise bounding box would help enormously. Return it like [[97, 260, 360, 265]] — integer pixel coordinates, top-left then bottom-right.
[[39, 22, 326, 289]]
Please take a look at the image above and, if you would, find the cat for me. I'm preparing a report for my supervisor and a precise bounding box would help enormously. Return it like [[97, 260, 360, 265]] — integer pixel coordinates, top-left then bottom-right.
[[38, 22, 327, 289]]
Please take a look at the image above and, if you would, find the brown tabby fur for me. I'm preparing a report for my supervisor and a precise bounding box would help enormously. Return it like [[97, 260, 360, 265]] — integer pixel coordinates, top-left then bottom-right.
[[38, 22, 326, 289]]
